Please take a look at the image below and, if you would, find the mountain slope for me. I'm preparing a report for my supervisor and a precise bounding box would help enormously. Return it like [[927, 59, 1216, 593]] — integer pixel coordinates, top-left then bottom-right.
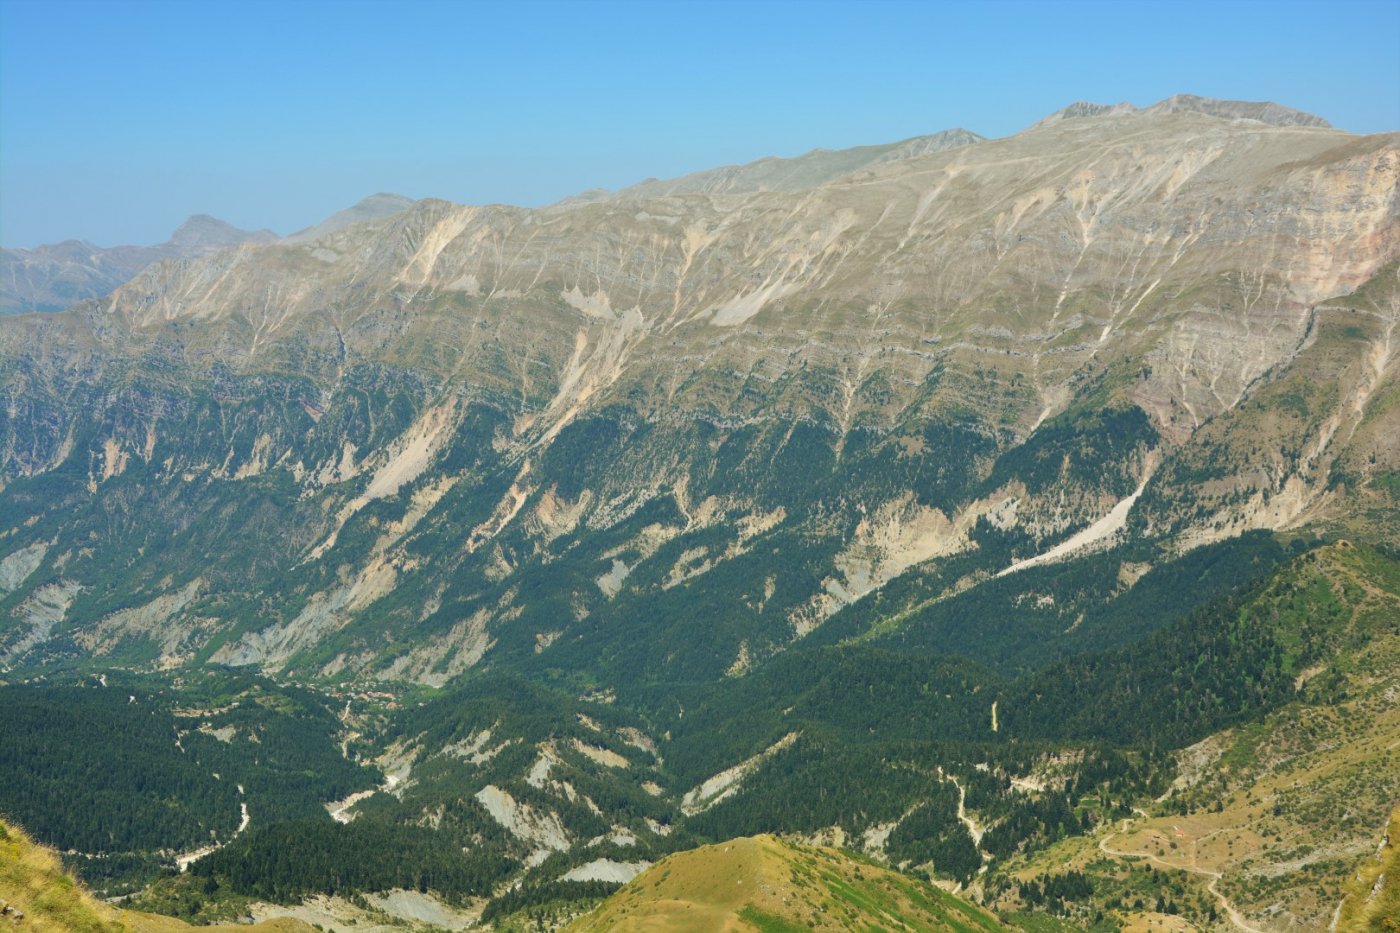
[[1336, 807, 1400, 932], [610, 127, 984, 199], [565, 834, 1005, 932], [992, 540, 1400, 930], [0, 97, 1395, 692]]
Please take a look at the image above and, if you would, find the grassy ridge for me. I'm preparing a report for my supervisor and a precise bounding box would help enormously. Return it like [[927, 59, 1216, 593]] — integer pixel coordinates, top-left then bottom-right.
[[1337, 808, 1400, 932], [566, 834, 1005, 932]]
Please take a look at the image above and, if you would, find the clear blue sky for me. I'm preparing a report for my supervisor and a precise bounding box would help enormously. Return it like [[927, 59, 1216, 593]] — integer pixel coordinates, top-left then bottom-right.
[[1, 0, 1397, 247]]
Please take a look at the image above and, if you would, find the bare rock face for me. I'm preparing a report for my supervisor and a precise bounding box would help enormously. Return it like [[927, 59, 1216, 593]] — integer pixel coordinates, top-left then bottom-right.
[[0, 98, 1396, 684]]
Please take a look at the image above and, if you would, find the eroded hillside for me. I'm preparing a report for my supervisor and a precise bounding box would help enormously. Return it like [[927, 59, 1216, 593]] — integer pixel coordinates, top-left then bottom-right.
[[0, 97, 1396, 698]]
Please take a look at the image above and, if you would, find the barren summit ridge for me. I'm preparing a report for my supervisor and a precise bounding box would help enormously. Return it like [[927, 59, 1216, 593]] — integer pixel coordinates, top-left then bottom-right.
[[1145, 93, 1333, 127], [284, 193, 416, 243], [1032, 93, 1333, 129], [613, 126, 985, 198]]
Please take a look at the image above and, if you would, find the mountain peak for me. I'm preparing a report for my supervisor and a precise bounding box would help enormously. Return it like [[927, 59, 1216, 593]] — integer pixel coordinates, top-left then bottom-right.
[[1032, 100, 1137, 128], [1144, 93, 1332, 127], [1030, 94, 1332, 131], [284, 193, 416, 243], [167, 214, 277, 250], [351, 192, 415, 211]]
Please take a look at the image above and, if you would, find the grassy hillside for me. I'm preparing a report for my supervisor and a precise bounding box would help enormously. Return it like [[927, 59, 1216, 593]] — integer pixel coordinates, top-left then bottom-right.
[[0, 817, 311, 933], [1337, 808, 1400, 932], [565, 834, 1005, 932]]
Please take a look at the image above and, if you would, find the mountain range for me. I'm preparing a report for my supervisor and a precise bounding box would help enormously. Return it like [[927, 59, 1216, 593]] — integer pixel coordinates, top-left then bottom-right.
[[3, 93, 1394, 680], [1, 215, 278, 315], [0, 94, 1397, 931], [0, 194, 415, 315]]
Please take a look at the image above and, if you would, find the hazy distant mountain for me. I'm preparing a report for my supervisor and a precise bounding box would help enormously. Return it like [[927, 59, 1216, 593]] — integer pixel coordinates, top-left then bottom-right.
[[163, 214, 278, 252], [1, 196, 415, 315], [0, 214, 277, 314], [283, 192, 415, 243]]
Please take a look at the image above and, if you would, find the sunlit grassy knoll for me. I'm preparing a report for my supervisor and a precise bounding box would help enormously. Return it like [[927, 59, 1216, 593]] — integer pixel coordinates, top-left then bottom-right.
[[565, 833, 1006, 932]]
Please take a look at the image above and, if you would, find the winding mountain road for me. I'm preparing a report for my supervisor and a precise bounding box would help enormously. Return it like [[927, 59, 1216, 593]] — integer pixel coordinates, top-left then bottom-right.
[[941, 770, 992, 877], [176, 789, 249, 872], [1099, 815, 1267, 933]]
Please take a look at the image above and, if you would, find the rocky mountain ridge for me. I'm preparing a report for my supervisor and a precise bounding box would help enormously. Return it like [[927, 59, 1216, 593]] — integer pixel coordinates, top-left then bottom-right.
[[0, 215, 279, 314], [1032, 93, 1334, 130], [0, 96, 1395, 691], [605, 126, 985, 199]]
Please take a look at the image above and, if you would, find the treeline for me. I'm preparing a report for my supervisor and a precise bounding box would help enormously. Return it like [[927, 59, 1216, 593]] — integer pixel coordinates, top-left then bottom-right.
[[1019, 871, 1094, 915], [980, 790, 1084, 858], [815, 530, 1291, 674], [190, 682, 376, 823], [651, 647, 997, 788], [686, 734, 942, 840], [480, 879, 621, 924], [675, 539, 1358, 766]]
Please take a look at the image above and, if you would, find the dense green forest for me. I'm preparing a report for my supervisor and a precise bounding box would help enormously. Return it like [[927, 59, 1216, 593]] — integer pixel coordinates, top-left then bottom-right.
[[0, 671, 377, 890], [4, 540, 1394, 925], [0, 681, 242, 853], [190, 820, 515, 902]]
